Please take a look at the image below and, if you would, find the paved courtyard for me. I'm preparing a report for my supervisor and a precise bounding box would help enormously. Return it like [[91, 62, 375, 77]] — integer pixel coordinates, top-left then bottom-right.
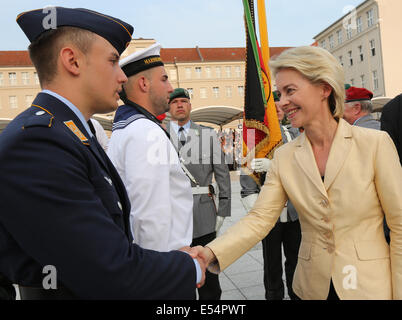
[[218, 171, 290, 300]]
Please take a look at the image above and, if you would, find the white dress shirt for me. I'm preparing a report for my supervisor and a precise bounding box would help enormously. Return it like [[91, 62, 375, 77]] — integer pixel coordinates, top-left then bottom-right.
[[107, 118, 193, 251]]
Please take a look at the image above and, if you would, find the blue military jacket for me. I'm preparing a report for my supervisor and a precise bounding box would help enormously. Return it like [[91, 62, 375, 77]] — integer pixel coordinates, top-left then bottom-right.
[[0, 92, 196, 299]]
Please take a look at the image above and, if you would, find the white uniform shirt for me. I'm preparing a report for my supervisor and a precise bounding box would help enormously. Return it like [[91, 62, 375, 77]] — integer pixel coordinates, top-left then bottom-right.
[[107, 118, 193, 251]]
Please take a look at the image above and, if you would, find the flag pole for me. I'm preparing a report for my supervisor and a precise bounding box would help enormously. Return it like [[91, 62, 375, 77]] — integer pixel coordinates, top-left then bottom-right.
[[257, 0, 270, 72], [242, 0, 266, 103]]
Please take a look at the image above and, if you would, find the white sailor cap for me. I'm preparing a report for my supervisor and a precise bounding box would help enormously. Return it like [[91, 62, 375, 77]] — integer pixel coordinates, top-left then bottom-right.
[[119, 42, 164, 77]]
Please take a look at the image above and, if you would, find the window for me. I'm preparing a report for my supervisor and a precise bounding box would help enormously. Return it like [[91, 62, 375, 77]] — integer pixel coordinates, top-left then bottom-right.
[[339, 55, 343, 66], [370, 39, 376, 56], [22, 72, 29, 85], [169, 69, 177, 81], [329, 35, 334, 49], [9, 96, 17, 109], [186, 88, 194, 99], [9, 72, 17, 85], [348, 51, 353, 66], [0, 73, 3, 86], [34, 72, 39, 84], [213, 87, 220, 98], [360, 74, 366, 88], [235, 66, 241, 78], [195, 67, 202, 79], [225, 66, 231, 78], [372, 70, 379, 90], [225, 86, 232, 98], [200, 87, 207, 99], [215, 67, 221, 78], [185, 67, 191, 79], [358, 45, 364, 62], [320, 40, 326, 49], [367, 9, 374, 27], [346, 22, 353, 40], [205, 67, 211, 78], [357, 17, 362, 33], [337, 30, 343, 45], [238, 86, 244, 97], [25, 95, 33, 107]]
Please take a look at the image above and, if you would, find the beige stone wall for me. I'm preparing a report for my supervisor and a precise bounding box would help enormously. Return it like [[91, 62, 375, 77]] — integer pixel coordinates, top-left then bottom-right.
[[0, 67, 40, 118], [120, 38, 156, 58], [377, 0, 402, 98], [314, 0, 389, 98], [166, 61, 245, 111]]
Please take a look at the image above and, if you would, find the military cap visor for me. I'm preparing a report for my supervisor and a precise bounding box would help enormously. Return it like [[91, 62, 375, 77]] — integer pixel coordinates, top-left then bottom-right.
[[17, 7, 133, 54], [169, 88, 190, 103]]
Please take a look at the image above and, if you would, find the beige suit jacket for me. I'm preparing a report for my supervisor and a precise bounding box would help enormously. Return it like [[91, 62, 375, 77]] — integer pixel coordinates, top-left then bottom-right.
[[208, 119, 402, 300]]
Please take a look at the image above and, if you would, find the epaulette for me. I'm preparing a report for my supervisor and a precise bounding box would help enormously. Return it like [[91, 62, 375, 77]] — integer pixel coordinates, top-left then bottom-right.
[[23, 109, 54, 129]]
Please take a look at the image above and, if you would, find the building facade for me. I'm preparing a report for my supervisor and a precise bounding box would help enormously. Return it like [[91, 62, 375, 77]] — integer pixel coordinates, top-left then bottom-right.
[[314, 0, 402, 99], [0, 51, 39, 119], [123, 39, 247, 119], [0, 39, 289, 129]]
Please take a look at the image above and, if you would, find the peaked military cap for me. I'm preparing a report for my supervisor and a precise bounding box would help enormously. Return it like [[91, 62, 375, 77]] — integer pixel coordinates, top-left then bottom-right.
[[16, 7, 133, 54], [119, 42, 164, 77], [169, 88, 190, 103]]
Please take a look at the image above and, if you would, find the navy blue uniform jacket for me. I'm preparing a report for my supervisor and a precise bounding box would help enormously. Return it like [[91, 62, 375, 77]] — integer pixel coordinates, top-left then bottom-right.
[[0, 92, 196, 299]]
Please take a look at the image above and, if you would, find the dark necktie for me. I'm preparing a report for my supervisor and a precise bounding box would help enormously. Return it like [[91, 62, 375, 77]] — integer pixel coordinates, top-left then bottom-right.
[[178, 127, 186, 147]]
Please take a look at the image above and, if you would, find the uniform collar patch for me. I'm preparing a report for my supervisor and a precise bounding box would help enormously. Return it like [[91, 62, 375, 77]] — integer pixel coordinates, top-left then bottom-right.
[[64, 120, 89, 144]]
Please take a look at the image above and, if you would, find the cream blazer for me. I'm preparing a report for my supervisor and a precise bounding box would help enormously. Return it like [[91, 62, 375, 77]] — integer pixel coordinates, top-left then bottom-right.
[[208, 119, 402, 300]]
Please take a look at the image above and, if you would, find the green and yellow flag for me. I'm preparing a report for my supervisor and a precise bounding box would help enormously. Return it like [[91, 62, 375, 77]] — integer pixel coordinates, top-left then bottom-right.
[[242, 0, 283, 185]]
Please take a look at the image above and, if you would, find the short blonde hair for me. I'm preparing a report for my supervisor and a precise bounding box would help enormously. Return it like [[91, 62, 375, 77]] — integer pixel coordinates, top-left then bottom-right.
[[270, 46, 345, 120]]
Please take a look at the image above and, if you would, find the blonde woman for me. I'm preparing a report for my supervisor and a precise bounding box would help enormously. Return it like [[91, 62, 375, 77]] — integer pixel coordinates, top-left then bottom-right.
[[195, 46, 402, 300]]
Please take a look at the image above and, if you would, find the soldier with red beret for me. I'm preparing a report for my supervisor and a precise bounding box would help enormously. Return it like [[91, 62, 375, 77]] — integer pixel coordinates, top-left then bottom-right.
[[343, 86, 380, 129]]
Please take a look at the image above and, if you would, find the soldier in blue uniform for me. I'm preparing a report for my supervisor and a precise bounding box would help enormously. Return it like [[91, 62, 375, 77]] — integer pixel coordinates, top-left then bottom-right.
[[0, 7, 204, 300]]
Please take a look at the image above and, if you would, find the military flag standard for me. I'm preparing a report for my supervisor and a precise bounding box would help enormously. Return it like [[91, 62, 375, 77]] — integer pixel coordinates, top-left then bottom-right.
[[242, 0, 283, 185]]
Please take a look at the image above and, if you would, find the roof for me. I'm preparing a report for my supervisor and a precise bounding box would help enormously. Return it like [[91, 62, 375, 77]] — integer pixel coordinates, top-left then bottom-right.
[[0, 47, 292, 67], [0, 51, 32, 67], [160, 47, 291, 63], [190, 106, 243, 126]]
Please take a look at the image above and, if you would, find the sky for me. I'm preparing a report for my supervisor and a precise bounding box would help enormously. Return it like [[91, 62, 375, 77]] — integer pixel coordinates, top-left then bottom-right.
[[1, 0, 364, 50]]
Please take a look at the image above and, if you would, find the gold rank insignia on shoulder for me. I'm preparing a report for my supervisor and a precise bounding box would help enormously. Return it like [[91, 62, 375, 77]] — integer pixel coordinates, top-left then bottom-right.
[[64, 120, 89, 144]]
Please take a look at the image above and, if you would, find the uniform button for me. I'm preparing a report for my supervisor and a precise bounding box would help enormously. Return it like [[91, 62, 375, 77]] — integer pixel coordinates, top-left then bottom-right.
[[117, 201, 122, 211], [327, 245, 335, 254], [35, 111, 46, 116]]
